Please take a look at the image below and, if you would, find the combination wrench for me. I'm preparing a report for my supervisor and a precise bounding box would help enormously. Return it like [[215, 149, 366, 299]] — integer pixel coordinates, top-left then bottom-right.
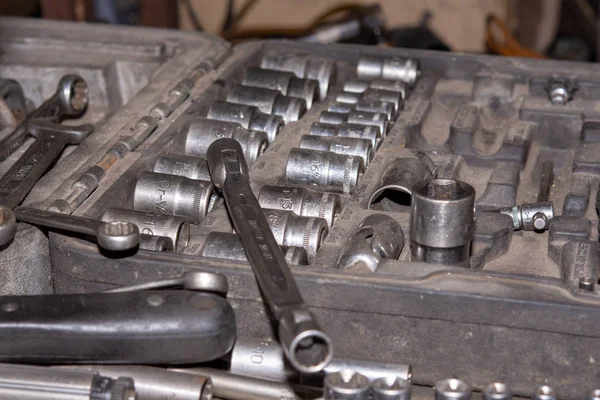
[[206, 138, 333, 374]]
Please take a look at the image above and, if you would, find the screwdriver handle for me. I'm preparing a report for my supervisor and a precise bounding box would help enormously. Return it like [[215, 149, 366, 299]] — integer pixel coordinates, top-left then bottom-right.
[[0, 290, 236, 364]]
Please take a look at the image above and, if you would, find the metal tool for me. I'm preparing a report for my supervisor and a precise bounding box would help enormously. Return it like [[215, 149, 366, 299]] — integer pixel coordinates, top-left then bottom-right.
[[362, 88, 403, 113], [368, 154, 436, 211], [0, 74, 89, 162], [561, 240, 600, 292], [132, 171, 217, 224], [153, 153, 212, 181], [483, 382, 512, 400], [355, 99, 396, 121], [181, 118, 268, 165], [357, 56, 420, 86], [102, 208, 190, 253], [410, 179, 476, 267], [104, 270, 228, 296], [202, 232, 310, 265], [139, 233, 174, 252], [343, 79, 408, 99], [545, 77, 577, 105], [336, 214, 404, 272], [0, 364, 135, 400], [0, 79, 27, 127], [0, 290, 235, 364], [336, 91, 363, 104], [310, 121, 381, 148], [63, 365, 211, 400], [285, 148, 364, 194], [206, 138, 333, 374], [434, 379, 471, 400], [533, 386, 556, 400], [227, 336, 411, 385], [372, 376, 411, 400], [260, 51, 337, 100], [12, 206, 139, 251], [0, 118, 94, 209], [587, 389, 600, 400], [299, 135, 373, 166], [498, 202, 554, 231], [324, 370, 371, 400], [226, 84, 307, 123], [258, 184, 341, 227], [0, 206, 16, 247], [242, 66, 319, 109], [319, 110, 388, 136], [328, 102, 355, 114], [207, 100, 283, 144]]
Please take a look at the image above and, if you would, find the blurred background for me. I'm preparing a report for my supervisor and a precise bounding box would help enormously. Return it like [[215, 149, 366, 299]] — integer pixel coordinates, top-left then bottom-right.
[[1, 0, 598, 62]]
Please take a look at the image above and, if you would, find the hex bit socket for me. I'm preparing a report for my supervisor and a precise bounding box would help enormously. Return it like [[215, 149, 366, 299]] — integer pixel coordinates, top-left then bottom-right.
[[226, 84, 306, 123], [207, 100, 283, 143], [299, 134, 373, 166], [324, 370, 371, 400], [483, 382, 512, 400], [357, 56, 420, 86], [202, 231, 309, 265], [372, 376, 411, 400], [261, 51, 337, 100], [319, 110, 388, 136], [410, 179, 475, 267], [206, 138, 333, 373], [153, 153, 211, 181], [242, 66, 319, 109], [132, 171, 217, 223], [434, 379, 471, 400], [258, 184, 341, 227], [310, 121, 381, 148], [285, 148, 365, 194], [181, 118, 268, 165], [102, 207, 191, 253]]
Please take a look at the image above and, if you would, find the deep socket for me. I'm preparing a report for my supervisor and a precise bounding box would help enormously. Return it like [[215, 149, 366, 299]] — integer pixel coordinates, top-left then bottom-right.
[[261, 51, 337, 100], [202, 231, 309, 265], [102, 207, 191, 253], [182, 118, 268, 165], [357, 56, 420, 86], [324, 370, 371, 400], [207, 100, 283, 143], [241, 67, 319, 109], [153, 153, 211, 181], [319, 110, 388, 136], [309, 122, 381, 148], [362, 88, 403, 112], [263, 208, 328, 262], [299, 134, 373, 166], [132, 171, 217, 224], [355, 99, 396, 121], [344, 79, 408, 98], [286, 148, 364, 194], [226, 84, 306, 123], [258, 184, 341, 227]]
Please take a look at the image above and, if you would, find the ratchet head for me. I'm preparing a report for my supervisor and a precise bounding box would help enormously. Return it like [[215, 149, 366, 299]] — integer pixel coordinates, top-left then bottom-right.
[[57, 74, 89, 116], [206, 138, 250, 189]]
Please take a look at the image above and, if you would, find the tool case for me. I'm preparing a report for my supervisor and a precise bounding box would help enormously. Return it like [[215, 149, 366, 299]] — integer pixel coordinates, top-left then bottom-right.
[[2, 16, 600, 399]]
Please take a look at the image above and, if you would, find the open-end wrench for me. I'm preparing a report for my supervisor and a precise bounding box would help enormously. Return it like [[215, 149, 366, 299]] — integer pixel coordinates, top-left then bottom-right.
[[0, 118, 94, 209], [0, 74, 89, 161], [0, 78, 28, 126], [207, 138, 333, 374]]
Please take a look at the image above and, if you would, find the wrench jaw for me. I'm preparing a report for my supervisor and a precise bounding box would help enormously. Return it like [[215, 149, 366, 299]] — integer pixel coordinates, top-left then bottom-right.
[[206, 138, 250, 189], [278, 307, 333, 374], [56, 74, 89, 117]]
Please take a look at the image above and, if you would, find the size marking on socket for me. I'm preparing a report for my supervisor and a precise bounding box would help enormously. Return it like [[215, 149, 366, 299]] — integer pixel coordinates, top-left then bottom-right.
[[155, 179, 172, 213]]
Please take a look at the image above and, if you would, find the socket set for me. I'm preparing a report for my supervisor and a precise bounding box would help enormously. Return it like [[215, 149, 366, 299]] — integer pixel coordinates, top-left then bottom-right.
[[4, 17, 600, 400]]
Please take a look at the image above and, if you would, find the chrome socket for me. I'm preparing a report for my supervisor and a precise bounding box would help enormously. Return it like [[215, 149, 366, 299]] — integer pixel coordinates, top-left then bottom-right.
[[182, 118, 268, 165], [226, 84, 306, 123], [328, 102, 355, 114], [355, 99, 396, 121], [357, 56, 420, 86], [153, 153, 211, 181], [299, 134, 373, 166], [258, 184, 341, 227], [207, 100, 283, 143], [324, 370, 371, 400], [362, 88, 403, 113], [434, 379, 471, 400], [242, 67, 319, 109], [372, 376, 411, 400], [139, 234, 174, 252], [319, 110, 388, 136], [344, 79, 408, 98], [310, 121, 381, 148], [336, 91, 362, 104], [132, 171, 217, 224], [285, 148, 364, 194], [102, 207, 191, 253]]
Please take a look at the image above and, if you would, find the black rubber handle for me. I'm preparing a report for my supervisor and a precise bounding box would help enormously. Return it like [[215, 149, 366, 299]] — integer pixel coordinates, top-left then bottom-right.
[[0, 290, 236, 364]]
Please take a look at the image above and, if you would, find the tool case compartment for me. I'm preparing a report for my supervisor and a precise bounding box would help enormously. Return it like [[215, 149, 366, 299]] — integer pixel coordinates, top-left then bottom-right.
[[6, 18, 600, 399]]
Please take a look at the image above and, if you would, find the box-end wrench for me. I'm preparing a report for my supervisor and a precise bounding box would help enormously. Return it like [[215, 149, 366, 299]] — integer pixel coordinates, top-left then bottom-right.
[[0, 74, 89, 162], [0, 118, 94, 209], [206, 138, 333, 374], [0, 78, 28, 126]]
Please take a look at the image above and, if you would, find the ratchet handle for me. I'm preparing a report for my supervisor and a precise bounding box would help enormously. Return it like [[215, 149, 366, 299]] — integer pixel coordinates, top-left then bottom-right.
[[0, 290, 236, 364]]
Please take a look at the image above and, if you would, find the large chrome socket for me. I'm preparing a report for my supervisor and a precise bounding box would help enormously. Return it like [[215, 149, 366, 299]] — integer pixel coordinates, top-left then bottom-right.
[[357, 56, 420, 86], [242, 67, 319, 109], [132, 171, 217, 224], [285, 148, 364, 194], [309, 122, 381, 148], [263, 209, 329, 262], [319, 110, 389, 136], [261, 51, 337, 100], [258, 184, 341, 227], [299, 135, 373, 166], [101, 208, 191, 253], [153, 153, 211, 181], [207, 100, 283, 144], [201, 231, 309, 265], [410, 179, 476, 267], [226, 84, 306, 123], [181, 118, 268, 165]]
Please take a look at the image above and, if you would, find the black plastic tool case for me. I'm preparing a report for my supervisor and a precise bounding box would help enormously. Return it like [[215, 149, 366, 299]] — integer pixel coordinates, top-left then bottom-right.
[[5, 17, 600, 399]]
